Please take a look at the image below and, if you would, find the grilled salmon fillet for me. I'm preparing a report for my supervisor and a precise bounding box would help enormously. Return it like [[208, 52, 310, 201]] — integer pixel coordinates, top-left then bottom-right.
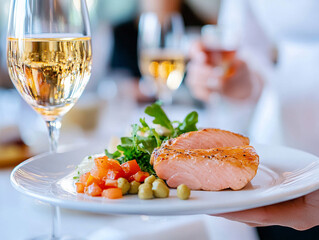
[[151, 145, 259, 191], [163, 128, 249, 150]]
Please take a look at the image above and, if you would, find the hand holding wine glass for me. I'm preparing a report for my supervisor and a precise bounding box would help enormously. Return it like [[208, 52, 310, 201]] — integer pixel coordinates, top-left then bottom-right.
[[186, 25, 259, 102], [138, 12, 185, 105], [7, 0, 91, 238]]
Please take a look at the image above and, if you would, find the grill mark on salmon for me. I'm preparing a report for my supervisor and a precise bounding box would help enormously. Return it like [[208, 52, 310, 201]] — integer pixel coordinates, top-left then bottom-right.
[[151, 145, 259, 191]]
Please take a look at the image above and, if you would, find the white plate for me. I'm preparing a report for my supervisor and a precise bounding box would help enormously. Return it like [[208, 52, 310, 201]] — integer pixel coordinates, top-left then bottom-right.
[[10, 144, 319, 215]]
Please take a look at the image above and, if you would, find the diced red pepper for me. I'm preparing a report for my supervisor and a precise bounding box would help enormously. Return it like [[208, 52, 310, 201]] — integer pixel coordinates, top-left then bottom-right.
[[132, 171, 150, 182], [85, 182, 102, 196], [102, 188, 123, 199], [121, 160, 141, 178]]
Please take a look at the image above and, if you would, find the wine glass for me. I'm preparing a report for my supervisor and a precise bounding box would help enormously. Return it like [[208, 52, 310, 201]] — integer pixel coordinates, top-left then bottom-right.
[[201, 24, 241, 130], [7, 0, 91, 239], [201, 24, 240, 93], [138, 12, 185, 105]]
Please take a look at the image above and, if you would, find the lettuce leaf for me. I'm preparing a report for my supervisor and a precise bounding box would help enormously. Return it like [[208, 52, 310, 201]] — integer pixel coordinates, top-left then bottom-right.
[[105, 103, 198, 175], [144, 102, 174, 132]]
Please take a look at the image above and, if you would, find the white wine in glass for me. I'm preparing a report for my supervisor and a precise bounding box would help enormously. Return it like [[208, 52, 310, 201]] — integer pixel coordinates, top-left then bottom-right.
[[139, 50, 185, 92], [138, 12, 185, 104], [7, 0, 91, 239], [7, 36, 92, 121]]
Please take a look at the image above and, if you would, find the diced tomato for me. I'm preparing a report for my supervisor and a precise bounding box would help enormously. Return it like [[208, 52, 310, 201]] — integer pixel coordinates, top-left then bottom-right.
[[75, 182, 85, 193], [109, 161, 123, 172], [102, 188, 123, 199], [79, 172, 90, 184], [108, 159, 121, 166], [85, 183, 102, 196], [86, 174, 95, 186], [106, 169, 125, 180], [91, 156, 124, 181], [105, 179, 118, 188], [127, 175, 135, 182], [90, 166, 108, 180], [94, 156, 121, 169], [86, 174, 104, 188], [121, 160, 141, 178], [94, 156, 111, 169], [132, 171, 150, 182]]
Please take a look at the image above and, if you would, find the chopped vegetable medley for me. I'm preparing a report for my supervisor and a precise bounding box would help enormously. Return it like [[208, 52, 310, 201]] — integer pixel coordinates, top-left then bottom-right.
[[75, 102, 196, 199]]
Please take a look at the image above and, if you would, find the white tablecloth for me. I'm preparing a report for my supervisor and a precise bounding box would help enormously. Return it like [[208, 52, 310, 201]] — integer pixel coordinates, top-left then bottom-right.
[[0, 167, 259, 240]]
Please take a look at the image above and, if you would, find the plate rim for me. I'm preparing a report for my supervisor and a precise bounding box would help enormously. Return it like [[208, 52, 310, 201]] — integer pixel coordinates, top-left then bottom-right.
[[10, 144, 319, 215]]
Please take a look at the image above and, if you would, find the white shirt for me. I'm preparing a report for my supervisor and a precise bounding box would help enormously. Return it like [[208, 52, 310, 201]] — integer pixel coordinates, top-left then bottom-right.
[[219, 0, 319, 156]]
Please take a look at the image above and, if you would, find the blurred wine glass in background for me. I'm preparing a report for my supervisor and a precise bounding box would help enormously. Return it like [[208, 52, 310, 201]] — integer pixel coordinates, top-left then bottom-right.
[[138, 12, 185, 105], [201, 24, 240, 98], [200, 24, 241, 127]]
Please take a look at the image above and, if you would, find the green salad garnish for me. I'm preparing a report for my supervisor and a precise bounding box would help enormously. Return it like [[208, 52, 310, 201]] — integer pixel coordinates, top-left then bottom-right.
[[105, 102, 198, 175]]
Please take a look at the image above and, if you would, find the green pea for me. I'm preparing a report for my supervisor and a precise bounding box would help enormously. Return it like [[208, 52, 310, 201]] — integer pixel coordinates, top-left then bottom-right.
[[129, 181, 140, 194], [177, 184, 191, 200], [117, 178, 130, 194], [138, 182, 151, 190], [152, 181, 169, 198], [154, 178, 166, 185], [144, 175, 156, 184], [138, 183, 153, 199]]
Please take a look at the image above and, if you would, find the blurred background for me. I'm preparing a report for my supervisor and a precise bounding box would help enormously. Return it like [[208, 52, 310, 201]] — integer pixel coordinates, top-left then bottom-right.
[[1, 0, 319, 239], [0, 0, 319, 169], [1, 0, 319, 169], [0, 0, 221, 167]]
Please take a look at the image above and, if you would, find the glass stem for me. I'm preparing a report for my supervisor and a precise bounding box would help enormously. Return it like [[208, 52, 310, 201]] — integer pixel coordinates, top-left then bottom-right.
[[157, 81, 172, 105], [46, 119, 61, 153], [46, 119, 62, 239], [52, 206, 61, 239]]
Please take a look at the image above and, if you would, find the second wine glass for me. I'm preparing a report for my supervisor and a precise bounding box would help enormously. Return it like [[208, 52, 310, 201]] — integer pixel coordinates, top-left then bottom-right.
[[138, 12, 185, 105]]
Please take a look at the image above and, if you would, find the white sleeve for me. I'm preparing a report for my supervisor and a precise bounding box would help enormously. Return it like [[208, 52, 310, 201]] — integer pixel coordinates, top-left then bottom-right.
[[218, 0, 245, 31], [218, 0, 273, 77], [219, 0, 282, 145]]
